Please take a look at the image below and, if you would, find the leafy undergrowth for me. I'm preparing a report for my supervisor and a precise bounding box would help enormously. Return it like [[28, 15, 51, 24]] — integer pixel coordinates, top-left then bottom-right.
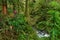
[[0, 0, 60, 40], [0, 14, 39, 40]]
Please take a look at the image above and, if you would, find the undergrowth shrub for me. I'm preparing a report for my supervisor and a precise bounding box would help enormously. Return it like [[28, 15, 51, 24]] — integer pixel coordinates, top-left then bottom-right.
[[47, 1, 60, 40], [0, 0, 60, 40], [30, 1, 60, 40], [6, 14, 39, 40]]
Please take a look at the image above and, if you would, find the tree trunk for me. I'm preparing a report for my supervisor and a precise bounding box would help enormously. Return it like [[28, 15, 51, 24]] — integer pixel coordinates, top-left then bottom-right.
[[2, 0, 7, 15], [25, 0, 31, 25]]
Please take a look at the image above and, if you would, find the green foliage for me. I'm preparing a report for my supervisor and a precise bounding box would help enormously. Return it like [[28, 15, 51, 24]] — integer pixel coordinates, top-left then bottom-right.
[[30, 0, 60, 40], [1, 0, 60, 40], [47, 1, 60, 40], [3, 14, 38, 40], [49, 1, 60, 9]]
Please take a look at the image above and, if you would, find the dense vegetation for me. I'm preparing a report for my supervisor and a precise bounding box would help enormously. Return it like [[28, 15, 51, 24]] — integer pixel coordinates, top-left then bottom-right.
[[0, 0, 60, 40]]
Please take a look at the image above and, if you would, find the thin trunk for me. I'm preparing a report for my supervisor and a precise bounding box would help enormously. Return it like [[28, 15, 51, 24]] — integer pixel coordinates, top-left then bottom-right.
[[25, 0, 28, 17], [25, 0, 31, 25], [17, 0, 19, 14], [2, 0, 7, 15]]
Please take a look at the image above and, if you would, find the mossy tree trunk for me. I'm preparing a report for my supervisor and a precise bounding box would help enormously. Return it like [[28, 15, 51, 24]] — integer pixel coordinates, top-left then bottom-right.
[[25, 0, 31, 25]]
